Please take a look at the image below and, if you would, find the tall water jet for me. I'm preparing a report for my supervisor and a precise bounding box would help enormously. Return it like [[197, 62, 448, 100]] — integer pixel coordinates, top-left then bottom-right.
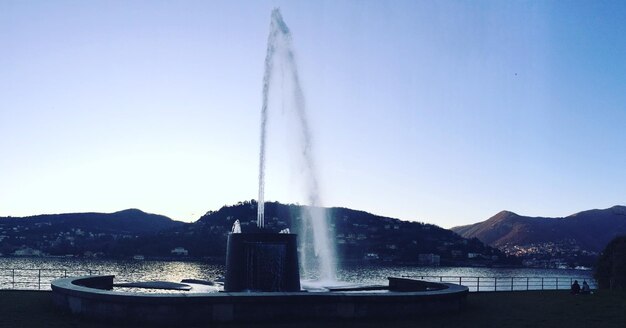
[[257, 9, 336, 281]]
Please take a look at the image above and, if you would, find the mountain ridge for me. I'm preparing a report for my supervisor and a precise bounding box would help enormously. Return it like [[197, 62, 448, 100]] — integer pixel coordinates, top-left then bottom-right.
[[451, 205, 626, 253], [1, 208, 183, 233], [5, 202, 622, 265], [191, 200, 513, 264], [0, 201, 515, 265]]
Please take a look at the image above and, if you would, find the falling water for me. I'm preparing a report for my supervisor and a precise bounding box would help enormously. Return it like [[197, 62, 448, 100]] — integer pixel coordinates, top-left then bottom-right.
[[257, 9, 336, 281]]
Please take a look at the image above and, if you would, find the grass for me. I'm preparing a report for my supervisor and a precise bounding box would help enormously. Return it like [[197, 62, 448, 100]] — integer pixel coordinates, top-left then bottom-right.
[[0, 290, 624, 328]]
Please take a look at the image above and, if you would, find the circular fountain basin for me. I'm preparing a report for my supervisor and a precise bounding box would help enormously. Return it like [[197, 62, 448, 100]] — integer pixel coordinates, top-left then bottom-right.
[[51, 275, 468, 325]]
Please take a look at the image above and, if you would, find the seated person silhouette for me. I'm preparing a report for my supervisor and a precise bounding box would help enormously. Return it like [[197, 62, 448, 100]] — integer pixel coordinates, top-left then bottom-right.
[[570, 280, 581, 294], [581, 281, 591, 294]]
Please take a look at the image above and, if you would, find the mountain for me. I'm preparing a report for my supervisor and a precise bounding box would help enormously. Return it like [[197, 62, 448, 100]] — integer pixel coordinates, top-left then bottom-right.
[[0, 202, 516, 266], [451, 205, 626, 255], [184, 200, 516, 265], [0, 209, 185, 256], [1, 209, 183, 234]]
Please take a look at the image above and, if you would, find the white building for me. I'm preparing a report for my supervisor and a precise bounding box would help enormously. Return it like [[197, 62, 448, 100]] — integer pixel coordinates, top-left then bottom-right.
[[13, 247, 42, 257], [171, 247, 189, 256]]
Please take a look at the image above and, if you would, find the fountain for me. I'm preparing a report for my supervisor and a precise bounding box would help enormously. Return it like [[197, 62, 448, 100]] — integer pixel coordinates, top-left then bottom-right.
[[257, 9, 336, 282], [50, 9, 468, 325], [223, 11, 315, 290]]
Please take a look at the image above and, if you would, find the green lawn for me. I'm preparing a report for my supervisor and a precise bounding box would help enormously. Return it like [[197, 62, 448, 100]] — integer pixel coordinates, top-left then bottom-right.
[[0, 290, 624, 328]]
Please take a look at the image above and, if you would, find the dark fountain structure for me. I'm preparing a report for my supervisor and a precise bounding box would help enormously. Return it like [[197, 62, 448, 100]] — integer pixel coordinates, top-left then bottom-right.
[[51, 9, 468, 325], [225, 229, 301, 292]]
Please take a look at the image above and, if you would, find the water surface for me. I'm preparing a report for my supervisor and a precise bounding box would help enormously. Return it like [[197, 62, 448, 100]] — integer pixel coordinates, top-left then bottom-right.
[[0, 257, 594, 291]]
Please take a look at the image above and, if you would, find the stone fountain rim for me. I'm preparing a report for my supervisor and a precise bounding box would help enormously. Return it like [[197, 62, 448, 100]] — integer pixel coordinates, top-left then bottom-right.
[[51, 275, 469, 324], [52, 275, 469, 300]]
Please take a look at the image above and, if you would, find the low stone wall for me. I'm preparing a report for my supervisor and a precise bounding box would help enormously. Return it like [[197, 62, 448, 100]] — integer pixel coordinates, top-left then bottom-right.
[[51, 276, 468, 325]]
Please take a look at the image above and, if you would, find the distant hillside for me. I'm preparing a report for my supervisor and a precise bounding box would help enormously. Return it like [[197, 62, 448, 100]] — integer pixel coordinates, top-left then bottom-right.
[[0, 202, 517, 265], [0, 209, 184, 256], [1, 209, 183, 234], [451, 206, 626, 253], [185, 200, 515, 265]]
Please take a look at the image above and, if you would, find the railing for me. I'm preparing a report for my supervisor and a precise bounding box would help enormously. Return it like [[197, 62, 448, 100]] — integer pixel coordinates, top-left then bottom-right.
[[0, 269, 596, 293], [0, 268, 99, 290], [401, 275, 597, 292]]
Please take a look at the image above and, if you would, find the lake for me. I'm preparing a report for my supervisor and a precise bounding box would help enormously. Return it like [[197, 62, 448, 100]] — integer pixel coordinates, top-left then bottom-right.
[[0, 257, 595, 291]]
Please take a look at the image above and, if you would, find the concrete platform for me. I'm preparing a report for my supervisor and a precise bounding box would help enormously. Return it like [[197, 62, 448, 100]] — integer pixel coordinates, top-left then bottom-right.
[[51, 275, 468, 325]]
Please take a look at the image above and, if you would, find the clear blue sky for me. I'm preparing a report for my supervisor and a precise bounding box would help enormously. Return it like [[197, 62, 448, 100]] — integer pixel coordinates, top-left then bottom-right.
[[1, 1, 624, 228]]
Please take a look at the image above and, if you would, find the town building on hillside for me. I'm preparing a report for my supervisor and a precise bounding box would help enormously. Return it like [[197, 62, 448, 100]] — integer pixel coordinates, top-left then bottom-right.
[[171, 247, 189, 256], [364, 253, 380, 261], [418, 253, 440, 266], [13, 247, 42, 257]]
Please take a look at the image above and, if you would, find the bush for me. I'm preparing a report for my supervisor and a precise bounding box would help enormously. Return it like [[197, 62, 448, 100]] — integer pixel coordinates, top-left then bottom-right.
[[594, 235, 626, 290]]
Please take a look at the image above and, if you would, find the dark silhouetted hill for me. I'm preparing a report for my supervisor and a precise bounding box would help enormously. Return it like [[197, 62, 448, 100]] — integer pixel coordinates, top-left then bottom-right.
[[1, 202, 516, 265], [0, 209, 184, 256], [186, 200, 514, 265], [451, 205, 626, 252], [1, 209, 182, 234]]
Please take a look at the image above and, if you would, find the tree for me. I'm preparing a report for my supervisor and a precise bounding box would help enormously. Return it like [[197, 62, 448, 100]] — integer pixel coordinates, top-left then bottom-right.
[[594, 235, 626, 290]]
